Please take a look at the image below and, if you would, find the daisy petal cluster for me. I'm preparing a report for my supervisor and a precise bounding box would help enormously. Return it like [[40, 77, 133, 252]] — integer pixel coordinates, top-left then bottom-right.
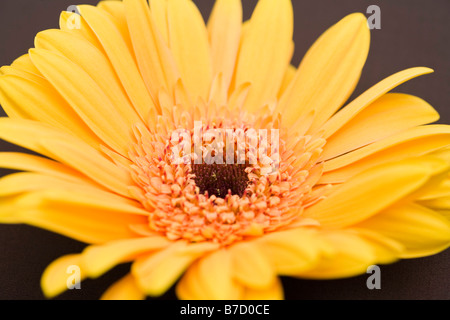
[[0, 0, 449, 300]]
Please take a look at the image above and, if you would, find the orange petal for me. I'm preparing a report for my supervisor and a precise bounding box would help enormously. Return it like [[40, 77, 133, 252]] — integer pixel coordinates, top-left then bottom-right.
[[101, 273, 146, 300]]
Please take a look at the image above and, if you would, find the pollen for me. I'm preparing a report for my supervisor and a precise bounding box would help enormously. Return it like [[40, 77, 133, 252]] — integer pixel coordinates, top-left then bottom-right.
[[129, 105, 328, 246], [192, 163, 249, 197]]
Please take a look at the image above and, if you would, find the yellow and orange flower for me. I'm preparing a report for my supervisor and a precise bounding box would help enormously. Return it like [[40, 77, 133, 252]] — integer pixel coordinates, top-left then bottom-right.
[[0, 0, 449, 300]]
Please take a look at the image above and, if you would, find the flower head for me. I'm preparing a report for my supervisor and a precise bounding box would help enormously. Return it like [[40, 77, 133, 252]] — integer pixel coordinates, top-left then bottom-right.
[[0, 0, 449, 300]]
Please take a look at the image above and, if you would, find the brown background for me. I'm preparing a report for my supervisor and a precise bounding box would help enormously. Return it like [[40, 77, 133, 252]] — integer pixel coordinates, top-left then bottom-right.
[[0, 0, 449, 300]]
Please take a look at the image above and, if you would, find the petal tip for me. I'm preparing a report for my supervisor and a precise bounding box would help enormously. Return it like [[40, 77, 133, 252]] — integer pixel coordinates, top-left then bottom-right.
[[342, 12, 369, 28], [422, 67, 434, 74]]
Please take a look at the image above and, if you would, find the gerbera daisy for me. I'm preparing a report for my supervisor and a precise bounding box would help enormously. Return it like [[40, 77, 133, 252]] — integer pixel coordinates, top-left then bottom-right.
[[0, 0, 449, 300]]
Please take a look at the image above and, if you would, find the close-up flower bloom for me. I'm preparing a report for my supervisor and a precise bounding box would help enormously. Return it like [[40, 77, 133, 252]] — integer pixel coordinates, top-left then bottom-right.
[[0, 0, 449, 300]]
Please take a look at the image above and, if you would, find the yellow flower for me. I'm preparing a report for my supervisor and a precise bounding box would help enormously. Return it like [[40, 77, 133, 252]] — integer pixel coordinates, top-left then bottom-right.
[[0, 0, 449, 300]]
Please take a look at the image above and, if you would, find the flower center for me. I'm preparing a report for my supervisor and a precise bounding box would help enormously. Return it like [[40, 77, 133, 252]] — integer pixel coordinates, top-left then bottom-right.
[[129, 108, 328, 246], [191, 163, 249, 198]]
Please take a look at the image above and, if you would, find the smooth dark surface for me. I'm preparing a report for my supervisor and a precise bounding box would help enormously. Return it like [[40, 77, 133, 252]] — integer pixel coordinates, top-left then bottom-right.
[[0, 0, 449, 300]]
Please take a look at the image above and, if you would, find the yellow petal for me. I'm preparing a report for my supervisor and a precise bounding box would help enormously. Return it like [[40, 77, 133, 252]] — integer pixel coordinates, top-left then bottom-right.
[[208, 0, 242, 91], [10, 53, 42, 76], [101, 274, 146, 300], [321, 67, 434, 138], [0, 118, 132, 197], [0, 172, 144, 216], [4, 190, 147, 244], [35, 29, 142, 127], [0, 172, 102, 197], [176, 249, 241, 300], [322, 93, 439, 160], [419, 196, 450, 211], [0, 73, 102, 149], [167, 0, 212, 100], [0, 194, 27, 223], [48, 141, 135, 197], [256, 228, 324, 275], [29, 48, 132, 155], [98, 1, 127, 21], [418, 179, 450, 200], [357, 203, 450, 258], [418, 149, 450, 200], [435, 209, 450, 222], [321, 125, 450, 183], [0, 73, 39, 120], [320, 125, 450, 183], [0, 152, 87, 182], [401, 157, 450, 203], [278, 64, 296, 98], [132, 241, 218, 297], [234, 0, 293, 112], [305, 158, 434, 228], [82, 237, 170, 278], [230, 242, 275, 289], [430, 146, 450, 162], [78, 5, 158, 120], [227, 82, 251, 111], [242, 277, 284, 300], [124, 0, 179, 100], [299, 231, 376, 279], [41, 254, 85, 298], [208, 74, 227, 107], [97, 1, 135, 58], [149, 0, 169, 44], [128, 223, 159, 237], [0, 65, 36, 78], [59, 11, 104, 53], [351, 228, 404, 264], [173, 78, 193, 109], [277, 13, 369, 131]]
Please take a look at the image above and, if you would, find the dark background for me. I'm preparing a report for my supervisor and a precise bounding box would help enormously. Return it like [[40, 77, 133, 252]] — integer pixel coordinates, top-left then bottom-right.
[[0, 0, 449, 300]]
